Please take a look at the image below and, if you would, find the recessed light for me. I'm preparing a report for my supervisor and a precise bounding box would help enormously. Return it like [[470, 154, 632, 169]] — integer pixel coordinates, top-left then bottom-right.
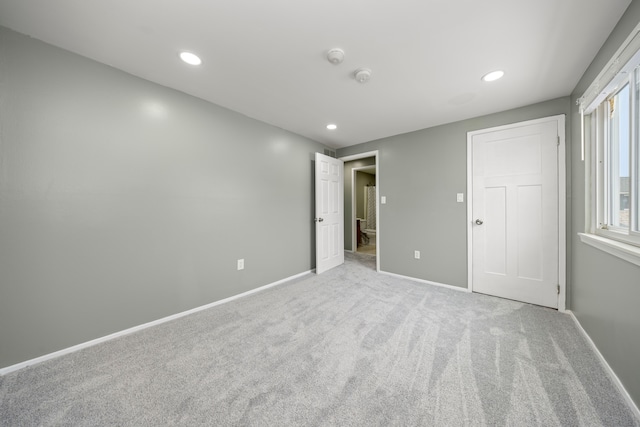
[[482, 70, 504, 82], [180, 51, 202, 66], [326, 124, 337, 130]]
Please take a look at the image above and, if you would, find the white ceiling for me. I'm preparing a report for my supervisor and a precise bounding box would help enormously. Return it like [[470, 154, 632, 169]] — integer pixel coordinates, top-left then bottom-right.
[[0, 0, 631, 148]]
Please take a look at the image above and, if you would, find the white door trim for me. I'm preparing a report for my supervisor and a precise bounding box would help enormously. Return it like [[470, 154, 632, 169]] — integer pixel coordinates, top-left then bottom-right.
[[340, 150, 380, 272], [466, 115, 566, 311]]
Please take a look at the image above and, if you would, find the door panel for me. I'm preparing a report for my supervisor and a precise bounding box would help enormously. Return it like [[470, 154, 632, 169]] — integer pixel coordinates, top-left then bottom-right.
[[517, 185, 543, 280], [484, 186, 507, 275], [472, 120, 558, 308], [315, 153, 344, 274]]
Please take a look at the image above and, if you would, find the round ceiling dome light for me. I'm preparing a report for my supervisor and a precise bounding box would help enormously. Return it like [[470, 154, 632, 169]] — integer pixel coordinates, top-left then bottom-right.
[[354, 68, 372, 83], [327, 48, 345, 65], [482, 70, 504, 82], [326, 124, 337, 130], [180, 51, 202, 66]]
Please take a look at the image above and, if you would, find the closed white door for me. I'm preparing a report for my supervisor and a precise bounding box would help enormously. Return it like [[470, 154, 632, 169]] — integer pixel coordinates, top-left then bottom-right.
[[471, 119, 559, 308], [315, 153, 344, 274]]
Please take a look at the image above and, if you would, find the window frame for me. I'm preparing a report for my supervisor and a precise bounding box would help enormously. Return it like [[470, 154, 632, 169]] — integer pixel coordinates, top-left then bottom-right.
[[581, 64, 640, 266], [603, 83, 632, 229], [592, 74, 639, 245], [578, 23, 640, 267]]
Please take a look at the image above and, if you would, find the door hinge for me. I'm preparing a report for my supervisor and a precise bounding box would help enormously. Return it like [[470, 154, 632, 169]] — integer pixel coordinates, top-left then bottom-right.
[[557, 284, 560, 295]]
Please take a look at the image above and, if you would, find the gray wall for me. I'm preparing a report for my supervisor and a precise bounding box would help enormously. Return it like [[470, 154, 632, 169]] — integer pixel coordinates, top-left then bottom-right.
[[343, 158, 375, 251], [569, 1, 640, 407], [0, 27, 328, 368], [338, 98, 570, 288]]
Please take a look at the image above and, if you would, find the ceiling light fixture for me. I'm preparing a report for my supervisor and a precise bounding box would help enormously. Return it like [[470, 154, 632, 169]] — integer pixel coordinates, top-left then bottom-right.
[[481, 70, 504, 82], [327, 48, 345, 65], [180, 51, 202, 66], [354, 68, 372, 83], [326, 124, 337, 130]]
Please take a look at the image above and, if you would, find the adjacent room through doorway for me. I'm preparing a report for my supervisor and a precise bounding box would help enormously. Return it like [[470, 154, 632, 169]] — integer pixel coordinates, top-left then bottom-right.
[[340, 152, 379, 271], [355, 167, 376, 256]]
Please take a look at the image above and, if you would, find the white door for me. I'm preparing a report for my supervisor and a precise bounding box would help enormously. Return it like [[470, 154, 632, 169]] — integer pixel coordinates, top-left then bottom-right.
[[315, 153, 344, 274], [470, 119, 559, 308]]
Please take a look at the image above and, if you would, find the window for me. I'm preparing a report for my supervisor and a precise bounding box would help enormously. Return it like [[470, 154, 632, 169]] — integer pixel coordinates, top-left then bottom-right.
[[578, 25, 640, 265], [589, 70, 639, 245], [580, 50, 640, 265], [604, 82, 631, 231]]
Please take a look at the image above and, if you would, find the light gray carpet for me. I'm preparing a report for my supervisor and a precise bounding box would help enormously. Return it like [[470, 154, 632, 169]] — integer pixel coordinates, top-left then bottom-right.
[[1, 252, 638, 426]]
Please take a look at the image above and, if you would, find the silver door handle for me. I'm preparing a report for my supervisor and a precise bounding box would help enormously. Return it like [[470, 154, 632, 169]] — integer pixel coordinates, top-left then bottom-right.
[[475, 219, 483, 225]]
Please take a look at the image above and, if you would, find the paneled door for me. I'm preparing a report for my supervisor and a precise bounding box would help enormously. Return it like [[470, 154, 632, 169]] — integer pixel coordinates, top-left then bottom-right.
[[470, 118, 560, 308], [315, 153, 344, 274]]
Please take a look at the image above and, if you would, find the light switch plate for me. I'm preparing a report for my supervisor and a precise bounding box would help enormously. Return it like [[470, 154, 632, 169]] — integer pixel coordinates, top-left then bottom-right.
[[457, 193, 464, 203], [381, 196, 387, 204]]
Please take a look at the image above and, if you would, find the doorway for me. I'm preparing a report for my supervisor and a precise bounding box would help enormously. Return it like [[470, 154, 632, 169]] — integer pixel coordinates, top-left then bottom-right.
[[467, 115, 566, 310], [340, 151, 380, 272], [354, 167, 377, 256]]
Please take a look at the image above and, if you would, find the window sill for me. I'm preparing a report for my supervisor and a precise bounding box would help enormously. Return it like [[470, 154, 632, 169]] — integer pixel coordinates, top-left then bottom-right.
[[578, 233, 640, 268]]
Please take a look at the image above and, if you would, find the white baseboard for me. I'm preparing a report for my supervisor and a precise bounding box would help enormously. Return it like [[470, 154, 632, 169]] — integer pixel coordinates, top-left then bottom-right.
[[566, 310, 640, 421], [379, 270, 470, 293], [0, 269, 314, 376]]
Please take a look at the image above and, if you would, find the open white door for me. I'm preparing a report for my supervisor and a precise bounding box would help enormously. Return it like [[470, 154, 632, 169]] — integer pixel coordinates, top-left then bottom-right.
[[315, 152, 344, 274], [470, 118, 560, 308]]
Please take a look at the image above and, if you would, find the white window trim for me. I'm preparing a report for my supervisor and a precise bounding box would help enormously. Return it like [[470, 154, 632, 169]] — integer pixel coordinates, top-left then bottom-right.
[[578, 232, 640, 268]]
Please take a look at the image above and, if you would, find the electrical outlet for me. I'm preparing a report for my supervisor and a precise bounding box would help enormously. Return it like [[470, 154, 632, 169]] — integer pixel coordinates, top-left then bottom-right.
[[381, 196, 387, 204], [457, 193, 464, 203], [237, 259, 244, 270], [414, 250, 420, 259]]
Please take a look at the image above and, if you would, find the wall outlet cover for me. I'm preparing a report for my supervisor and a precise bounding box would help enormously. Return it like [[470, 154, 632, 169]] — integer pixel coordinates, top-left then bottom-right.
[[457, 193, 464, 203], [237, 259, 244, 270], [414, 250, 420, 259]]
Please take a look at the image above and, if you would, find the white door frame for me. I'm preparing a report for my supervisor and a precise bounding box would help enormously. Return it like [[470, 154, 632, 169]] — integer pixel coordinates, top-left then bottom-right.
[[466, 115, 566, 311], [340, 150, 380, 272]]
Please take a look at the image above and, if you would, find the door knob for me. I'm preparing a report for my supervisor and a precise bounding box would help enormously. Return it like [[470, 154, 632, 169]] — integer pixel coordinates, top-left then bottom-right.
[[475, 219, 483, 225], [315, 218, 324, 222]]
